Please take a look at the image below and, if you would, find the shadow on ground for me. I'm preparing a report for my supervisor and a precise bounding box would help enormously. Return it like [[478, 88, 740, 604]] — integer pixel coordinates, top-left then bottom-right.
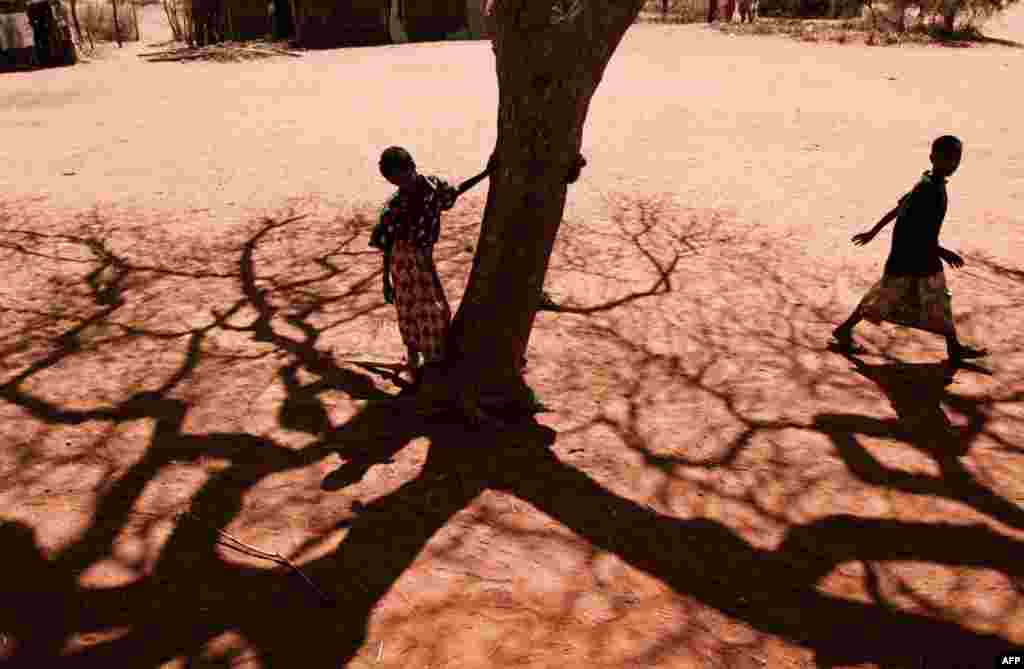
[[0, 194, 1021, 667]]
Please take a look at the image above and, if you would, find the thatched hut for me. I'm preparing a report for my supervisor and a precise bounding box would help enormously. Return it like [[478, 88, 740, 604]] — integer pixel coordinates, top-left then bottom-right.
[[287, 0, 389, 47], [1, 0, 75, 71], [1, 0, 36, 68], [388, 0, 491, 42], [221, 0, 274, 40], [464, 0, 492, 39], [212, 0, 489, 49], [398, 0, 462, 40]]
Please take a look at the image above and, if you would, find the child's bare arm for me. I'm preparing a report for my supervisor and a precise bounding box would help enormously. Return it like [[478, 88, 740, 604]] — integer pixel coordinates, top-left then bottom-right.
[[871, 206, 900, 233], [382, 248, 394, 301], [455, 154, 499, 197], [456, 166, 495, 197], [456, 172, 487, 197], [938, 245, 965, 268], [852, 206, 899, 245]]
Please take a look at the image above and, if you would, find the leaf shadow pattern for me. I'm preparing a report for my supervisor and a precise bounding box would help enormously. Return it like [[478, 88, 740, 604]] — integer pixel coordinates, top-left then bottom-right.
[[0, 196, 1022, 668]]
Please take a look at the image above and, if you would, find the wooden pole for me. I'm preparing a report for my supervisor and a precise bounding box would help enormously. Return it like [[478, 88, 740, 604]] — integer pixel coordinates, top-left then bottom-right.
[[111, 0, 123, 46], [287, 0, 300, 43]]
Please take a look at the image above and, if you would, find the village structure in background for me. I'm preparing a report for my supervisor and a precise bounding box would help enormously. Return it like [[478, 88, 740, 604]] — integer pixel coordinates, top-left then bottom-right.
[[2, 0, 1015, 71], [2, 0, 494, 70], [160, 0, 493, 49], [1, 0, 77, 70]]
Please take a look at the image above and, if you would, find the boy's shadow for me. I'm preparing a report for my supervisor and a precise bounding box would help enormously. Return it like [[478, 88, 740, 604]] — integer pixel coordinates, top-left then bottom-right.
[[848, 355, 981, 454], [814, 354, 1024, 530]]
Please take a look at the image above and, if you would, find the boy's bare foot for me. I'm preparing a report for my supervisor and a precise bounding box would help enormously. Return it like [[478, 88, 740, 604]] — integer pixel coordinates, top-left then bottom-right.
[[830, 329, 865, 354], [948, 344, 988, 361]]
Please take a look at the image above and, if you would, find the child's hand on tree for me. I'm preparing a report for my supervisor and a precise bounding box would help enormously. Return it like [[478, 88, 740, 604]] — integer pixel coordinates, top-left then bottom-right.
[[566, 154, 586, 184]]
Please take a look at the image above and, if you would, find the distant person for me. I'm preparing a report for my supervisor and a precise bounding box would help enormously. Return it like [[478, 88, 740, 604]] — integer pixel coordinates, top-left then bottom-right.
[[831, 135, 987, 363], [27, 0, 53, 67], [722, 0, 737, 21], [738, 0, 758, 22], [370, 147, 496, 391]]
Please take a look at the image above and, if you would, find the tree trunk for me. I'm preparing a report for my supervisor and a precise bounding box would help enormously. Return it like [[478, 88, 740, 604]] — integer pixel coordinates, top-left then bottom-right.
[[422, 0, 646, 416], [68, 0, 84, 46], [941, 0, 958, 30], [111, 0, 123, 46], [288, 0, 301, 44], [162, 0, 179, 41]]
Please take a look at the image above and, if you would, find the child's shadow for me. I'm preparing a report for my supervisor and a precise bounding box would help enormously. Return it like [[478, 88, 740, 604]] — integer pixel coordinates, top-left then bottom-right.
[[852, 356, 967, 454], [822, 354, 991, 456], [278, 363, 334, 437], [814, 355, 1024, 530]]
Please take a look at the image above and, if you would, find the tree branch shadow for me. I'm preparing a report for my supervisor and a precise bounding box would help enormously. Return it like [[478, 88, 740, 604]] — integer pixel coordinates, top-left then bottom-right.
[[1, 196, 1022, 668]]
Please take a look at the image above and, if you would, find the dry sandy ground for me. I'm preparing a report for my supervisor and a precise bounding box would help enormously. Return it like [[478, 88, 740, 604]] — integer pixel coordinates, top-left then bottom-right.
[[1, 5, 1024, 668]]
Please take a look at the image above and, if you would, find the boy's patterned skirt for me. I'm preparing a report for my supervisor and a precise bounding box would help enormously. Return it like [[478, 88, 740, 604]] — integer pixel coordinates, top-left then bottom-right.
[[389, 239, 451, 363], [857, 270, 955, 337]]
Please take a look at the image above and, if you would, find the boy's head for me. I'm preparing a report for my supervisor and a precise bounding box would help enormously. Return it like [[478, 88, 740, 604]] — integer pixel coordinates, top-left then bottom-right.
[[379, 146, 418, 189], [930, 135, 963, 177]]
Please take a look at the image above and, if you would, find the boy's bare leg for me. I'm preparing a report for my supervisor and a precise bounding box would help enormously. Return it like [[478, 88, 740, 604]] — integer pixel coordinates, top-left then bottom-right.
[[832, 310, 862, 344], [829, 308, 869, 354], [945, 325, 987, 361]]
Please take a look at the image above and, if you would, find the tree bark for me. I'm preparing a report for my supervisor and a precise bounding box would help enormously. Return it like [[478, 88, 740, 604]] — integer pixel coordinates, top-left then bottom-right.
[[68, 0, 84, 46], [288, 0, 301, 45], [162, 0, 179, 41], [941, 0, 959, 30], [111, 0, 123, 46], [422, 0, 645, 417]]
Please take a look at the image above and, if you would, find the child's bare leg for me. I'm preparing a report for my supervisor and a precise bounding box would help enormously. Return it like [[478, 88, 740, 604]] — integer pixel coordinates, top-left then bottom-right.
[[407, 347, 421, 370], [833, 309, 862, 341], [829, 309, 867, 353], [407, 347, 432, 390], [945, 325, 987, 360]]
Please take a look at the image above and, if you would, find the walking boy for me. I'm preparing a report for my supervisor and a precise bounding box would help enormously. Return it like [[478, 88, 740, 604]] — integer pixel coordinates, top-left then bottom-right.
[[832, 135, 987, 363], [370, 147, 497, 391]]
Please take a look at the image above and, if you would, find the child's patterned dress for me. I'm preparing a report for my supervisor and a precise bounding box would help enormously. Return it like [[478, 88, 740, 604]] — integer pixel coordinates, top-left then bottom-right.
[[376, 175, 458, 363]]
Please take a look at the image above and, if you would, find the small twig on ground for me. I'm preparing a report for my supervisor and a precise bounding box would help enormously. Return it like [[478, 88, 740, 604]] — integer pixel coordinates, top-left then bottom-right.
[[176, 510, 335, 606], [241, 45, 302, 57], [139, 42, 303, 63]]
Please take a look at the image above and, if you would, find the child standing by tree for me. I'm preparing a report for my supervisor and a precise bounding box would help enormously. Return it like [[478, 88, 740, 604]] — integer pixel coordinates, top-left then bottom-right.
[[832, 135, 987, 363], [370, 147, 497, 392]]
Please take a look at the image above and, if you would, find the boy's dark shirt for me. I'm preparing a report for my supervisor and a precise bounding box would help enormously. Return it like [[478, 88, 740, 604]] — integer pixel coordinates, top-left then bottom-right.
[[884, 171, 948, 277]]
